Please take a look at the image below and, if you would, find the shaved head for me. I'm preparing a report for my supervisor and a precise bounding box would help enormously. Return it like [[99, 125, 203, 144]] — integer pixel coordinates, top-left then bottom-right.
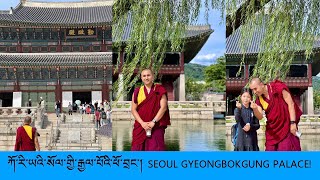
[[250, 77, 263, 84], [24, 116, 32, 125], [249, 77, 265, 96]]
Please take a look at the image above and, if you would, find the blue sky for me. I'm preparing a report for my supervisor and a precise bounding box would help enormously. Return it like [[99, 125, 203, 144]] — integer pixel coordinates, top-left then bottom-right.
[[1, 0, 225, 66], [191, 8, 225, 66]]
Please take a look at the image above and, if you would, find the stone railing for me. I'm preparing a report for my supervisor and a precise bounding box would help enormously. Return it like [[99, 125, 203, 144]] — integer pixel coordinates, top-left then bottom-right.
[[0, 107, 37, 116], [0, 106, 46, 129], [112, 101, 226, 120], [113, 101, 225, 111]]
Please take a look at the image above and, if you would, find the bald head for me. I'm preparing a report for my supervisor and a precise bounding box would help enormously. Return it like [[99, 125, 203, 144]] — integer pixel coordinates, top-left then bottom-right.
[[250, 77, 263, 84], [24, 116, 32, 125], [249, 77, 265, 96]]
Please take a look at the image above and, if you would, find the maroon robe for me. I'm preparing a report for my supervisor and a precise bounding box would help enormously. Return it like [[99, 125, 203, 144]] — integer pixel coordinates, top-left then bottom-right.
[[14, 126, 37, 151], [256, 80, 302, 150], [131, 84, 171, 151]]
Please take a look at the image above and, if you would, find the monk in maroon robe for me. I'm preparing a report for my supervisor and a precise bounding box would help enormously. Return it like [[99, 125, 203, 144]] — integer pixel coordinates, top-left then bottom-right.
[[131, 69, 170, 151], [14, 116, 40, 151], [249, 78, 302, 151]]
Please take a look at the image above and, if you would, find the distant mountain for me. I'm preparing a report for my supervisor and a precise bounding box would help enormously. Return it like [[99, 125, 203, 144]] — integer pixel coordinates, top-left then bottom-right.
[[184, 63, 206, 81]]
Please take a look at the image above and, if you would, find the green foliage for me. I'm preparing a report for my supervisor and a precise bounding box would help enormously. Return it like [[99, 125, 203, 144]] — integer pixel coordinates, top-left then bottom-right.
[[313, 76, 320, 110], [112, 0, 225, 100], [226, 0, 319, 82], [186, 78, 206, 101], [204, 56, 226, 92], [185, 63, 206, 81]]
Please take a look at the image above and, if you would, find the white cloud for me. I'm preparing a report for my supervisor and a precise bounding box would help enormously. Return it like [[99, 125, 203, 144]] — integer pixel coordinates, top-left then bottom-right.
[[195, 53, 217, 60]]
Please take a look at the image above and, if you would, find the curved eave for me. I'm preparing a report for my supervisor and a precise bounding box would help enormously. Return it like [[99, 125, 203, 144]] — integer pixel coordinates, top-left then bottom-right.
[[112, 29, 213, 64], [184, 30, 213, 63]]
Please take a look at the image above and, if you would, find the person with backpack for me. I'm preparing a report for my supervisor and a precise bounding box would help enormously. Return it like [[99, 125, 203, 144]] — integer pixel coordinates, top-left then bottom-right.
[[249, 78, 302, 151], [233, 88, 260, 151], [100, 108, 107, 126]]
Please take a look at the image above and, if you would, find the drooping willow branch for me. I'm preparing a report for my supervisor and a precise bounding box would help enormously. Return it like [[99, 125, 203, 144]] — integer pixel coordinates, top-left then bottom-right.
[[112, 0, 320, 101], [226, 0, 320, 83], [112, 0, 224, 100]]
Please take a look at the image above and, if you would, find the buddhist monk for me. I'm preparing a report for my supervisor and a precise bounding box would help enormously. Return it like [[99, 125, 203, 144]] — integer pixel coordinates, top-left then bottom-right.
[[14, 116, 40, 151], [249, 78, 302, 151], [131, 68, 171, 151]]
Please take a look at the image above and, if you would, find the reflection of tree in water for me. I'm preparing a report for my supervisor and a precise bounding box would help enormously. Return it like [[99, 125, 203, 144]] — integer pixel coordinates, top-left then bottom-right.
[[204, 120, 226, 151], [112, 124, 132, 151], [165, 130, 180, 151]]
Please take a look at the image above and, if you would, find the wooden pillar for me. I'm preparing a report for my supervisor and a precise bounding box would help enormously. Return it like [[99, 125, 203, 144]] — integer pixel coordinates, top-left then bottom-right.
[[179, 52, 185, 101], [55, 67, 62, 102], [308, 63, 312, 87], [13, 67, 20, 92], [57, 28, 62, 52], [180, 51, 184, 73], [101, 27, 107, 52], [102, 65, 109, 101], [244, 64, 249, 83], [16, 28, 22, 53]]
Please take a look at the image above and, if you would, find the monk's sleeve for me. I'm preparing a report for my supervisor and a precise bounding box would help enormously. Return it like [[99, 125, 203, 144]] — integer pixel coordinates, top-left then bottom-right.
[[14, 128, 21, 151], [273, 81, 289, 96]]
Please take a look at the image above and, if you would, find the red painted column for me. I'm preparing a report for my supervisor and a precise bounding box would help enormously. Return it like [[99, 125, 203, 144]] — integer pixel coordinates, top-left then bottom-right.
[[180, 51, 185, 73], [245, 64, 249, 83], [16, 28, 22, 53], [57, 28, 62, 52], [101, 27, 107, 52], [13, 67, 20, 92], [102, 66, 110, 101], [55, 67, 62, 102], [308, 63, 312, 87]]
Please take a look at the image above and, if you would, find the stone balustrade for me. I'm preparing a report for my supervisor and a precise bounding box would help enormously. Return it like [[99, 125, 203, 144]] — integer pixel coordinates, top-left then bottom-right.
[[0, 106, 46, 130], [113, 101, 225, 110], [112, 101, 226, 120], [0, 107, 38, 116]]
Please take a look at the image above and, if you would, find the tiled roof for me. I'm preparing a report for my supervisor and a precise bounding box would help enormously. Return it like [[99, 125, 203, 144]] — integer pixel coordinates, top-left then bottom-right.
[[0, 1, 113, 26], [114, 13, 213, 41], [226, 20, 320, 55], [0, 52, 112, 67]]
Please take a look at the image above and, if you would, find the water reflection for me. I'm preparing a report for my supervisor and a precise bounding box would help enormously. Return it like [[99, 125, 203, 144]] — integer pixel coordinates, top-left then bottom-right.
[[112, 120, 320, 151]]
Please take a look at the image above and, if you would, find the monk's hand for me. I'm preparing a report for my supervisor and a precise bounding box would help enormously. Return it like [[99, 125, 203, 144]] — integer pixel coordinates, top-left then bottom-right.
[[243, 123, 250, 132], [290, 123, 297, 136], [141, 121, 150, 130], [148, 121, 155, 129], [236, 101, 241, 109], [250, 101, 258, 109]]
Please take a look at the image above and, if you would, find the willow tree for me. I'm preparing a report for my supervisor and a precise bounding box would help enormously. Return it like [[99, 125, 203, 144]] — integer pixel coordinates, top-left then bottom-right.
[[113, 0, 320, 98], [226, 0, 320, 83], [113, 0, 224, 99]]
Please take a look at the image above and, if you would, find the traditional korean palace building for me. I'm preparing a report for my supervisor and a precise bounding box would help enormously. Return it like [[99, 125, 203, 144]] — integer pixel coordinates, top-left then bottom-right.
[[0, 0, 213, 111], [226, 23, 320, 115]]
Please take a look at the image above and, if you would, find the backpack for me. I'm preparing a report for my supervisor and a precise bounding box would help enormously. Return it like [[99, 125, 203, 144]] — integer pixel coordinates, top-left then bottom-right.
[[231, 123, 238, 147], [101, 112, 107, 119]]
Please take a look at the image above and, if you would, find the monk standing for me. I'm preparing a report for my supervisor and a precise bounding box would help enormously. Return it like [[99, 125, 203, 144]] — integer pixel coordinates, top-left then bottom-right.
[[131, 69, 171, 151], [14, 116, 40, 151], [249, 78, 302, 151]]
